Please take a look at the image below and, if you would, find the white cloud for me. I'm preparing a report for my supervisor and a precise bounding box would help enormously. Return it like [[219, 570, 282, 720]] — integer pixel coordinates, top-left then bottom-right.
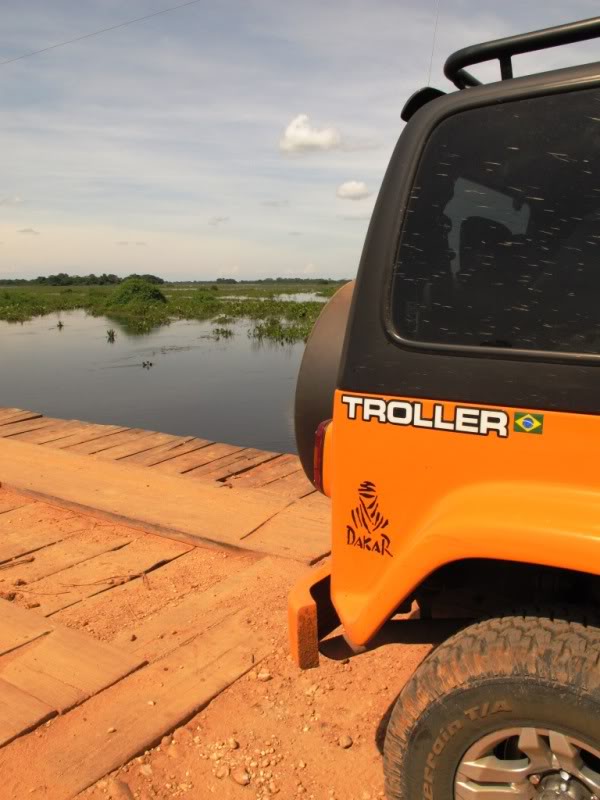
[[17, 227, 40, 235], [0, 196, 24, 206], [336, 180, 370, 200], [208, 216, 230, 227], [279, 114, 341, 153]]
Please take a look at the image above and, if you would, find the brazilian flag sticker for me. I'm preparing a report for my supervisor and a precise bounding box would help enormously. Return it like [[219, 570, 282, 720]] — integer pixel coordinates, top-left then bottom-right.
[[514, 412, 544, 434]]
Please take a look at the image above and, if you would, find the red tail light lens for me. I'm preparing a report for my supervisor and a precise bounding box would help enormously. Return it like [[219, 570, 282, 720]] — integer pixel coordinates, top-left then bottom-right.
[[313, 419, 331, 492]]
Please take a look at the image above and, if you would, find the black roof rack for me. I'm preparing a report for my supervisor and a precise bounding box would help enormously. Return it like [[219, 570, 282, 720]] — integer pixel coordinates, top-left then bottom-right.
[[445, 15, 600, 89]]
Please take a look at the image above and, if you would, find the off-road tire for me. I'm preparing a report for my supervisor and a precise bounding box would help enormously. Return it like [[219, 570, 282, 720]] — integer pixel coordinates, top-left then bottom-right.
[[383, 614, 600, 799]]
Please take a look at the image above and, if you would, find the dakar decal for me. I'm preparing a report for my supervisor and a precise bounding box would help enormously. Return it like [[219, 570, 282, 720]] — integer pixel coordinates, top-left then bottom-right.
[[346, 481, 393, 557], [342, 395, 509, 438]]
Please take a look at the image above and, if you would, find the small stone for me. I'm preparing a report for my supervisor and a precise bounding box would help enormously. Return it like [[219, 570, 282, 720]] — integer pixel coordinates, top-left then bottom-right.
[[161, 734, 173, 747], [338, 735, 353, 749], [215, 765, 230, 779], [13, 578, 26, 586], [25, 601, 41, 609], [147, 700, 155, 706], [130, 634, 137, 642], [257, 670, 272, 682], [1, 591, 16, 602], [231, 768, 251, 786], [107, 778, 134, 799], [227, 737, 240, 750], [298, 760, 306, 769], [139, 764, 153, 778], [107, 727, 117, 734], [268, 781, 279, 794]]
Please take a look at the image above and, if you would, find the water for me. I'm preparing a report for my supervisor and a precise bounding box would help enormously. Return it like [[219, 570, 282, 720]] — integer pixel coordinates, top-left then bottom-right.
[[0, 311, 305, 453]]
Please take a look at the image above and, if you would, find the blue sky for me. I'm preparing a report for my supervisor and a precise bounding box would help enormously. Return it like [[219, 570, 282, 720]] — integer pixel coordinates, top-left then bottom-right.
[[1, 0, 598, 280]]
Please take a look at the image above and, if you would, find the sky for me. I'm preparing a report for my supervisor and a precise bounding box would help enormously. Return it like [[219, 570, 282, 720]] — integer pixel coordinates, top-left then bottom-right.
[[0, 0, 598, 281]]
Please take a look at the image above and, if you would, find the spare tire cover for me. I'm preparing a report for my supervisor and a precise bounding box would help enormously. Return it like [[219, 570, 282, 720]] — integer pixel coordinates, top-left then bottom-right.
[[294, 280, 355, 481]]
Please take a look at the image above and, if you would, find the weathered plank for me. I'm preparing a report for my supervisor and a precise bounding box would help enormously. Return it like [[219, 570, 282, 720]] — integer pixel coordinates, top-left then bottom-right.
[[259, 468, 315, 499], [64, 429, 152, 455], [1, 530, 132, 584], [0, 611, 269, 798], [111, 556, 273, 661], [0, 408, 25, 423], [242, 493, 330, 563], [0, 600, 53, 656], [2, 626, 144, 709], [0, 438, 291, 551], [0, 664, 85, 714], [228, 453, 301, 488], [93, 432, 182, 462], [0, 679, 55, 747], [0, 493, 34, 515], [27, 536, 191, 616], [150, 442, 245, 475], [186, 448, 279, 481], [7, 420, 83, 444], [0, 418, 55, 438], [0, 514, 86, 564], [119, 436, 208, 466], [0, 411, 43, 427], [43, 424, 129, 449]]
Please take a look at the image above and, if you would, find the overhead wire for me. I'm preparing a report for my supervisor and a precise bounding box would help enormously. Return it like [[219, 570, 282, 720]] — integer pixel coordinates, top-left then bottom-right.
[[426, 0, 442, 85], [1, 0, 205, 66]]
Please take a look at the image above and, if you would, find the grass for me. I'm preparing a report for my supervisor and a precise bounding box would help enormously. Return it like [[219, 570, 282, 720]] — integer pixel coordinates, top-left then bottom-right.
[[0, 279, 344, 342]]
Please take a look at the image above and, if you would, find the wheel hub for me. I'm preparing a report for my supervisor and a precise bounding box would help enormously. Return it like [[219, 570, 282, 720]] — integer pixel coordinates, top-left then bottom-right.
[[539, 771, 591, 799], [454, 727, 600, 799]]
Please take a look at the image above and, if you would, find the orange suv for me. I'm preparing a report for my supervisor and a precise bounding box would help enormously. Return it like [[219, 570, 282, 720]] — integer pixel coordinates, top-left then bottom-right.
[[290, 16, 600, 800]]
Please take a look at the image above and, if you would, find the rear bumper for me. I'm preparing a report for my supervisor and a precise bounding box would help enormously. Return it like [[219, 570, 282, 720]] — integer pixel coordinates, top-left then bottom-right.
[[288, 561, 340, 669]]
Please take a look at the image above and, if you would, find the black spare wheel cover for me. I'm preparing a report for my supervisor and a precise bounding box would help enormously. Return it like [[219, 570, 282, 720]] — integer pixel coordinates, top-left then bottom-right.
[[294, 281, 355, 481]]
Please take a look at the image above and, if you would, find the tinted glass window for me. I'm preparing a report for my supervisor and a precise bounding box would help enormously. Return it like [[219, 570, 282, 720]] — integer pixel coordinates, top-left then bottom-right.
[[392, 88, 600, 354]]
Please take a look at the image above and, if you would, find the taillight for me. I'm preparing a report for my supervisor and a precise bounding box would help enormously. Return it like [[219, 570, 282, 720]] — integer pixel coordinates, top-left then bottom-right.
[[313, 419, 331, 492]]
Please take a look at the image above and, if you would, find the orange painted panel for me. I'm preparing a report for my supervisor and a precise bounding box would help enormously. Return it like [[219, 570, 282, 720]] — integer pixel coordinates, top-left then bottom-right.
[[326, 389, 600, 646]]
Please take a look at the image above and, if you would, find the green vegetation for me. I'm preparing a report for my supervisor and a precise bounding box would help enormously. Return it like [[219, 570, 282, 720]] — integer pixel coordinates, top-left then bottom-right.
[[0, 277, 348, 343]]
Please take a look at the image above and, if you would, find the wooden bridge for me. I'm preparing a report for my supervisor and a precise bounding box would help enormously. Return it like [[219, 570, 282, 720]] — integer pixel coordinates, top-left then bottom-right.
[[0, 408, 330, 798]]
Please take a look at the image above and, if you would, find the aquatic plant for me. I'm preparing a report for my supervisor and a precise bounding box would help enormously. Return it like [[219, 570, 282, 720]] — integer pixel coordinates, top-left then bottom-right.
[[106, 328, 116, 342]]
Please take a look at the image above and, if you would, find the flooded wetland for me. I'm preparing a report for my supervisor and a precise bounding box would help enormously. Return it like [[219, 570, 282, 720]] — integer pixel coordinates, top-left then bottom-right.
[[0, 281, 340, 453]]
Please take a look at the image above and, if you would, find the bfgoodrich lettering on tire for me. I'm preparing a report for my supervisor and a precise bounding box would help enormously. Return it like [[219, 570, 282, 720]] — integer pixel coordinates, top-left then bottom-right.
[[383, 615, 600, 799]]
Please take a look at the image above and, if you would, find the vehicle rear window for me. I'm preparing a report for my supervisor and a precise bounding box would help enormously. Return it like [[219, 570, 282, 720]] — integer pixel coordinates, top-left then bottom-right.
[[391, 87, 600, 354]]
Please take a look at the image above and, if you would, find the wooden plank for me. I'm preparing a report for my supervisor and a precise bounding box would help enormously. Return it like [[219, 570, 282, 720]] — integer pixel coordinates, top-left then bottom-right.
[[242, 493, 330, 563], [0, 600, 53, 656], [0, 678, 55, 747], [53, 547, 251, 639], [64, 428, 152, 455], [44, 424, 129, 449], [0, 515, 86, 565], [0, 408, 24, 422], [111, 556, 273, 661], [3, 626, 144, 702], [0, 494, 34, 515], [228, 453, 302, 488], [0, 503, 77, 532], [0, 411, 43, 427], [1, 530, 132, 584], [0, 438, 291, 551], [259, 468, 315, 499], [0, 418, 55, 438], [151, 442, 245, 475], [93, 432, 182, 462], [0, 611, 269, 798], [186, 448, 279, 481], [119, 436, 208, 466], [0, 664, 85, 714], [11, 421, 89, 445], [26, 536, 192, 616]]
